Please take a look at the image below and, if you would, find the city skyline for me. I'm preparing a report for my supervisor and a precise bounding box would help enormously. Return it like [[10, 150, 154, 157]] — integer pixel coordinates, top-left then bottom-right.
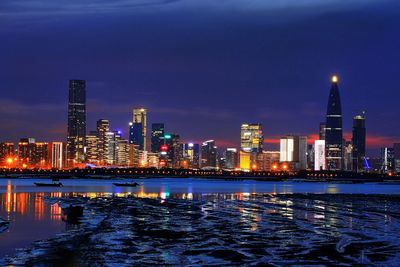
[[0, 75, 397, 157]]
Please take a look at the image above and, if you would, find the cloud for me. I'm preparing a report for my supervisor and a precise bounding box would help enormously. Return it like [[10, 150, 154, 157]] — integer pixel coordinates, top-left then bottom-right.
[[0, 99, 64, 115], [87, 99, 237, 119], [0, 0, 390, 19]]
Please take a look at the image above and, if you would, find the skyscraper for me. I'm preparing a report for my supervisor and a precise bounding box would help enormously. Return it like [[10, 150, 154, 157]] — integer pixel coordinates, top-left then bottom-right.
[[18, 138, 36, 166], [224, 148, 238, 170], [314, 140, 326, 170], [85, 133, 99, 164], [201, 140, 217, 168], [129, 122, 144, 150], [133, 108, 147, 151], [67, 80, 86, 165], [380, 147, 394, 173], [325, 75, 343, 170], [352, 113, 366, 172], [279, 135, 307, 170], [104, 131, 124, 165], [240, 123, 263, 153], [49, 142, 65, 169], [183, 143, 200, 169], [96, 119, 110, 164], [151, 123, 165, 153]]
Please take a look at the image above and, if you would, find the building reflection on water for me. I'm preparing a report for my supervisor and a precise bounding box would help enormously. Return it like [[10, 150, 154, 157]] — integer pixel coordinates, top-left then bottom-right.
[[0, 182, 64, 223], [0, 181, 352, 239]]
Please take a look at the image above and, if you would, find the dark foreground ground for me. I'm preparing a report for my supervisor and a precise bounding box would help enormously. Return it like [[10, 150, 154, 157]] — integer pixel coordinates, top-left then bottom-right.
[[3, 194, 400, 266]]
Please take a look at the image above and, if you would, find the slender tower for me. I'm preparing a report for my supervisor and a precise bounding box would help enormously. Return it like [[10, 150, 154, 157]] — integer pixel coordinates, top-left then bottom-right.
[[352, 113, 366, 172], [132, 108, 147, 151], [67, 80, 86, 166], [325, 75, 343, 170]]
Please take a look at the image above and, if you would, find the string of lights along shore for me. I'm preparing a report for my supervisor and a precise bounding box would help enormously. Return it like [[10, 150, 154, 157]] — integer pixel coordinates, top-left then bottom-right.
[[0, 75, 399, 175]]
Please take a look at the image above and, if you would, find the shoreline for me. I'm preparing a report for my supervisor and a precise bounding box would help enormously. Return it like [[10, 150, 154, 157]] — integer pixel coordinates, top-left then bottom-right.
[[1, 174, 399, 184]]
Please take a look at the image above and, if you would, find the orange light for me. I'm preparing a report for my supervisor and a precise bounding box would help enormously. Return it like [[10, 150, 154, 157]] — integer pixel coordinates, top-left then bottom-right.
[[22, 164, 28, 168], [252, 164, 257, 170], [7, 158, 13, 164], [272, 164, 278, 170], [282, 164, 288, 170]]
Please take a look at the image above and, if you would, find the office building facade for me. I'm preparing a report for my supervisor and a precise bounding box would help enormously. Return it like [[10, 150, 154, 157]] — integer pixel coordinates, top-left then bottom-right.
[[67, 80, 86, 165]]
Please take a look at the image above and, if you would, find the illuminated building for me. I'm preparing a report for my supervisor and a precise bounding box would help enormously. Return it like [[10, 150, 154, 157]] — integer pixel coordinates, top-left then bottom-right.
[[151, 123, 165, 153], [239, 150, 251, 171], [314, 140, 326, 170], [133, 108, 147, 151], [96, 119, 110, 164], [33, 142, 49, 167], [201, 140, 217, 168], [325, 75, 343, 170], [85, 134, 99, 164], [183, 143, 200, 169], [280, 135, 307, 170], [224, 148, 238, 170], [394, 143, 400, 173], [165, 134, 181, 168], [18, 138, 36, 166], [67, 79, 86, 166], [49, 142, 64, 169], [128, 144, 140, 167], [343, 141, 353, 171], [380, 147, 394, 173], [129, 122, 144, 150], [256, 151, 280, 171], [104, 131, 122, 165], [352, 113, 366, 172], [0, 142, 14, 167], [240, 123, 263, 153], [147, 152, 160, 168], [116, 139, 129, 166]]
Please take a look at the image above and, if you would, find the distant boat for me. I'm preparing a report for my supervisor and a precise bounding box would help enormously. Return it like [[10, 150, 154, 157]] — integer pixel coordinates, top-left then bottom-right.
[[113, 182, 140, 187], [34, 182, 63, 187]]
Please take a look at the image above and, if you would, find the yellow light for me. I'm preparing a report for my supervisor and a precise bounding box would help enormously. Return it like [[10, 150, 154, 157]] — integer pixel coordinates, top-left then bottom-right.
[[331, 75, 338, 83], [22, 164, 28, 168], [7, 158, 13, 164], [272, 164, 278, 170]]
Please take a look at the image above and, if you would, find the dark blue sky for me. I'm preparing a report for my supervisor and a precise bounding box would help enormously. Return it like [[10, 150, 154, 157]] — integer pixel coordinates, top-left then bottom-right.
[[1, 0, 399, 155]]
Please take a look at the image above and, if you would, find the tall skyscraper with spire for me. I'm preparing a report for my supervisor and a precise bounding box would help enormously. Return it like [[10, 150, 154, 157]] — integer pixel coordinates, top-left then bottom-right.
[[325, 75, 343, 170], [67, 79, 86, 166]]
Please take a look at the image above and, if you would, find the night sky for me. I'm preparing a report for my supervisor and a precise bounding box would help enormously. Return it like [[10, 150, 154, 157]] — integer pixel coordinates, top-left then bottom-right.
[[1, 0, 400, 155]]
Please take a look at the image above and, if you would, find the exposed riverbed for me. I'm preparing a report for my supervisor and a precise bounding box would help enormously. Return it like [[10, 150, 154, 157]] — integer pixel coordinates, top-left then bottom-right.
[[3, 193, 400, 266]]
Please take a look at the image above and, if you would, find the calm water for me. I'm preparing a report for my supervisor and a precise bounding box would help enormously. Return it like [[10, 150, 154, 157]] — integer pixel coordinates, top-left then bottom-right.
[[1, 178, 400, 259]]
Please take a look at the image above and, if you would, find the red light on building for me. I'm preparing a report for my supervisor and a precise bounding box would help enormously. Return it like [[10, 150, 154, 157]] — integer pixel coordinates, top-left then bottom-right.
[[161, 145, 168, 151]]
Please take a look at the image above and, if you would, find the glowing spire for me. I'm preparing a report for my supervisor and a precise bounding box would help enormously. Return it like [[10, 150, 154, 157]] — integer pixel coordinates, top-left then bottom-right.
[[331, 75, 338, 83]]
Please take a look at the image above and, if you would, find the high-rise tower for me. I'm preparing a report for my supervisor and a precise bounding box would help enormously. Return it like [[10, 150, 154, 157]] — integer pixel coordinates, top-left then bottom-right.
[[133, 108, 147, 151], [67, 80, 86, 165], [352, 113, 366, 172], [151, 123, 165, 153], [325, 75, 343, 170], [96, 119, 110, 164], [240, 123, 263, 153]]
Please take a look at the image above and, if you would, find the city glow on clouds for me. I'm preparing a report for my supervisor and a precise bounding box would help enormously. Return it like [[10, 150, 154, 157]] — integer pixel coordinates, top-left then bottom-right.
[[1, 0, 387, 17]]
